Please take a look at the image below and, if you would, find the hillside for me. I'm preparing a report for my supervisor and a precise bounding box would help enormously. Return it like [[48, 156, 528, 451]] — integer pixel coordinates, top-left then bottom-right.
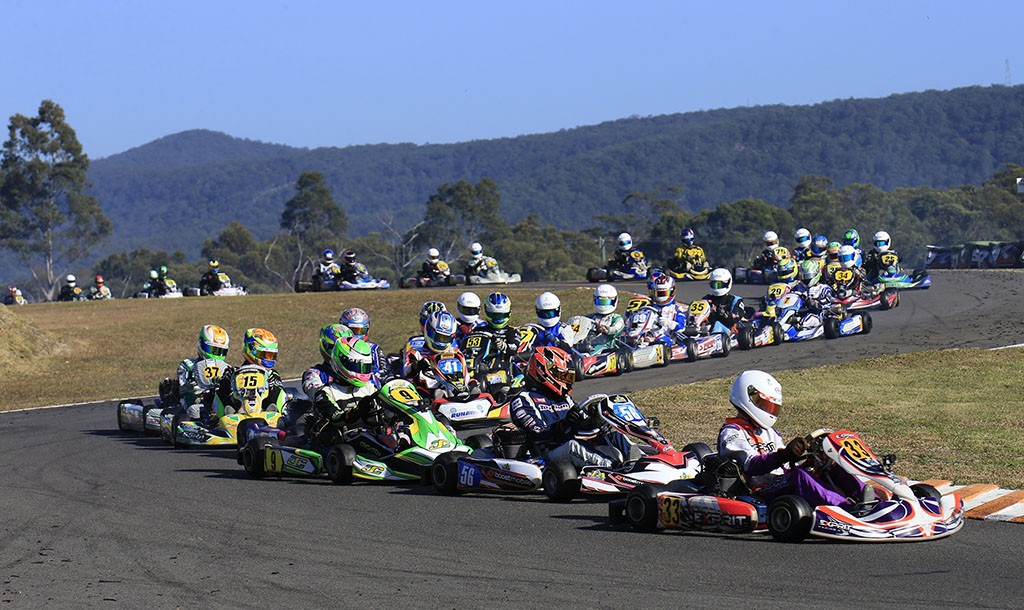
[[86, 84, 1024, 259]]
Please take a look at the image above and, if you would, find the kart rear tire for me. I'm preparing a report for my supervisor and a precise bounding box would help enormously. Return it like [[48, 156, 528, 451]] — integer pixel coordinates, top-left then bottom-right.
[[824, 317, 840, 339], [326, 444, 356, 485], [625, 484, 663, 533], [573, 357, 588, 381], [683, 338, 698, 363], [116, 405, 126, 432], [910, 483, 942, 502], [431, 451, 467, 495], [240, 440, 266, 479], [542, 458, 580, 503], [681, 442, 713, 463], [617, 347, 634, 374], [465, 434, 493, 450], [860, 312, 873, 334], [171, 412, 188, 449], [713, 332, 730, 358], [880, 288, 898, 310], [768, 495, 814, 543]]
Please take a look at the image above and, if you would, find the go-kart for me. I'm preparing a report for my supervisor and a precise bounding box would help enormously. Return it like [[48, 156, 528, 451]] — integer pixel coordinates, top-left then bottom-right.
[[162, 364, 283, 448], [133, 279, 183, 299], [119, 359, 229, 435], [733, 246, 792, 284], [409, 348, 509, 430], [609, 428, 964, 542], [464, 258, 521, 285], [431, 394, 707, 501], [238, 379, 469, 483], [185, 272, 248, 297], [753, 284, 869, 343], [674, 299, 732, 361], [587, 250, 651, 282], [870, 253, 932, 290], [830, 269, 899, 311], [666, 246, 711, 281], [401, 261, 464, 288], [461, 330, 524, 401], [621, 303, 688, 363], [295, 264, 391, 292], [561, 315, 641, 380]]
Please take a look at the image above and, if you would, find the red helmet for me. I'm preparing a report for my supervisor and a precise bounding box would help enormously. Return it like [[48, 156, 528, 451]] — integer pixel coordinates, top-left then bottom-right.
[[527, 346, 575, 397], [342, 249, 356, 264]]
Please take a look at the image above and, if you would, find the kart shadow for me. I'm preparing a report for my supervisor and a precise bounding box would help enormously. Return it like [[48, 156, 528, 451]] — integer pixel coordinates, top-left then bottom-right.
[[90, 429, 172, 449]]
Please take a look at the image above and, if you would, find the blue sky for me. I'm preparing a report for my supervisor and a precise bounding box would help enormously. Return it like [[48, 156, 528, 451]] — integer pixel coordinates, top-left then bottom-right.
[[2, 1, 1019, 159]]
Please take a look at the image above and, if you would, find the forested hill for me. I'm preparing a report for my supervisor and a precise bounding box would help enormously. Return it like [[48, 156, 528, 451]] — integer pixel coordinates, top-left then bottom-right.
[[87, 84, 1024, 258]]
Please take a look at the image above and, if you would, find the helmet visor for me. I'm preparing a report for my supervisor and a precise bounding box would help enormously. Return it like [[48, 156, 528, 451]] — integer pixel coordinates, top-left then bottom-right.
[[458, 304, 480, 318], [487, 312, 510, 327], [537, 308, 560, 320], [550, 365, 575, 385], [594, 296, 616, 309], [341, 355, 374, 375], [747, 386, 781, 418], [874, 239, 888, 249], [709, 280, 730, 292], [653, 288, 673, 302], [253, 348, 277, 366], [204, 345, 229, 359]]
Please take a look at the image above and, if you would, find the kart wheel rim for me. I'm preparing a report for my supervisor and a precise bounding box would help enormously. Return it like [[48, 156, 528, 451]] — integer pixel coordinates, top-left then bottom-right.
[[432, 462, 447, 486], [327, 452, 339, 476], [242, 447, 255, 471], [770, 506, 792, 531]]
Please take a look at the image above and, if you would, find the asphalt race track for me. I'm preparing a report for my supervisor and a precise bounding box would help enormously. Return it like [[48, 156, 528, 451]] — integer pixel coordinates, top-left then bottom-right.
[[2, 270, 1023, 608]]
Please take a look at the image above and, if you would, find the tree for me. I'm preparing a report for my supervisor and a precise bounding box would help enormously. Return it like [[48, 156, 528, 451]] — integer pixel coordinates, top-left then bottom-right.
[[280, 171, 348, 288], [0, 100, 112, 299], [418, 178, 507, 263]]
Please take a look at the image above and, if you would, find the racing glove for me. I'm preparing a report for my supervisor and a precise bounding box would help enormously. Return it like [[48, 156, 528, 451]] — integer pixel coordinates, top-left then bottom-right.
[[779, 437, 807, 464]]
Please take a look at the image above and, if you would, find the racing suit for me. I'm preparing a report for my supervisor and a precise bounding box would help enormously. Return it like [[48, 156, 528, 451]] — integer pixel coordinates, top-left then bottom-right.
[[718, 417, 863, 507], [211, 364, 286, 419], [649, 300, 686, 334], [670, 245, 707, 274], [57, 284, 84, 302], [791, 246, 812, 261], [306, 379, 380, 448], [703, 294, 746, 333], [464, 256, 498, 278], [511, 389, 636, 469], [420, 260, 450, 282], [199, 271, 223, 294], [751, 247, 780, 271], [90, 285, 112, 300], [609, 248, 633, 271], [338, 261, 363, 284], [863, 249, 900, 280]]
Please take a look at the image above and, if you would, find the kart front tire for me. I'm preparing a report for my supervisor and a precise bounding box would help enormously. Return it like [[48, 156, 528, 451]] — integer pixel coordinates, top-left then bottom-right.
[[656, 343, 671, 368], [326, 444, 356, 485], [465, 434, 493, 450], [431, 451, 467, 495], [771, 322, 785, 346], [768, 495, 813, 543], [824, 317, 840, 339], [542, 458, 580, 503], [860, 312, 873, 334], [737, 324, 754, 350], [240, 440, 266, 479], [625, 484, 662, 533], [684, 338, 698, 363], [910, 483, 942, 502], [681, 442, 713, 463], [713, 332, 730, 358]]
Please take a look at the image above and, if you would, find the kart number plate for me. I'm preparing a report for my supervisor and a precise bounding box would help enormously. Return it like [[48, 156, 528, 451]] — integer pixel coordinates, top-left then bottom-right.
[[833, 269, 854, 283], [660, 495, 685, 527], [689, 301, 709, 315], [264, 448, 284, 472]]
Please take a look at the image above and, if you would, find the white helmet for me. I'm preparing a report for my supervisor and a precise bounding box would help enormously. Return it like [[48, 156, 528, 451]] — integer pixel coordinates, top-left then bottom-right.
[[794, 228, 811, 248], [708, 268, 732, 297], [427, 248, 440, 262], [535, 291, 561, 328], [730, 370, 782, 430], [470, 242, 483, 259], [617, 232, 633, 251], [65, 274, 76, 286], [593, 283, 618, 315], [873, 231, 891, 253], [456, 292, 481, 324], [763, 231, 779, 248], [838, 244, 857, 269]]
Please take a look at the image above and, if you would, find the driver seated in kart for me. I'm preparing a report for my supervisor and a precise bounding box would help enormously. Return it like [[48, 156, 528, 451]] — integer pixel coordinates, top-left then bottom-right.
[[57, 274, 85, 302], [826, 245, 866, 297], [718, 370, 866, 510], [790, 260, 841, 316], [510, 347, 637, 470], [315, 249, 341, 286], [305, 337, 381, 449], [464, 242, 500, 278], [862, 231, 900, 280], [609, 232, 636, 270], [89, 275, 113, 300], [752, 231, 788, 271], [199, 260, 224, 295], [403, 310, 478, 398], [301, 323, 354, 400], [479, 292, 520, 356], [420, 248, 451, 282], [791, 228, 812, 261], [454, 292, 486, 346], [842, 229, 864, 267], [570, 284, 626, 354], [4, 285, 26, 306], [807, 234, 829, 264], [338, 249, 366, 283], [142, 270, 164, 297], [401, 300, 447, 371], [703, 269, 746, 331], [645, 274, 686, 333], [340, 307, 387, 376], [210, 328, 286, 421], [164, 324, 231, 415], [531, 292, 570, 348], [668, 228, 707, 274]]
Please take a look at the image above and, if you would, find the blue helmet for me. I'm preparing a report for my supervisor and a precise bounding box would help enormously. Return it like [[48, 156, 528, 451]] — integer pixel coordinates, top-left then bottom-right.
[[810, 235, 828, 255], [485, 292, 512, 329], [681, 228, 695, 246], [424, 310, 458, 353], [843, 230, 860, 249]]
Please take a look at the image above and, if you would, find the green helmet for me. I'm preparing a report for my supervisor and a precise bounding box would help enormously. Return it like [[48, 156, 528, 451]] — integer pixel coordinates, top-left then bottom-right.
[[319, 323, 353, 361], [197, 325, 230, 361], [798, 259, 821, 286], [330, 337, 375, 387]]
